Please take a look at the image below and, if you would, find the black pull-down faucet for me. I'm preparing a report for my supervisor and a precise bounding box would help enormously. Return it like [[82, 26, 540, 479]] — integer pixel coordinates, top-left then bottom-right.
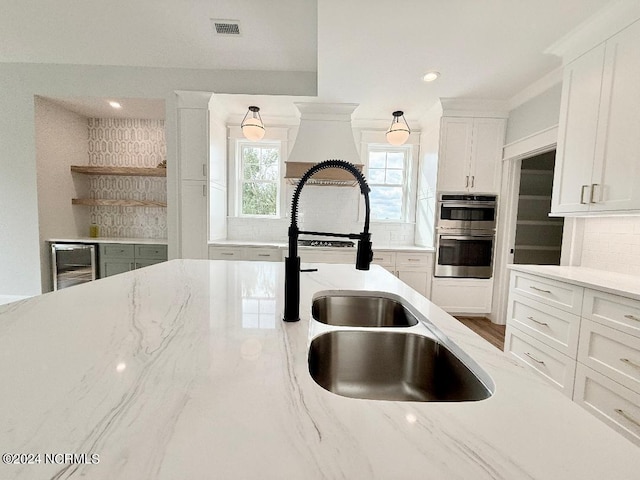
[[283, 159, 373, 322]]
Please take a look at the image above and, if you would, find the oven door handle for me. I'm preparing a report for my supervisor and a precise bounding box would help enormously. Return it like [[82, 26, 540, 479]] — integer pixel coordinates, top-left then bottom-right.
[[439, 234, 495, 240], [440, 202, 496, 208]]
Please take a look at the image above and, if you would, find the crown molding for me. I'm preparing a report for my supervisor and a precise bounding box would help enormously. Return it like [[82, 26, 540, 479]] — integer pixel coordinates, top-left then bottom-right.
[[545, 0, 640, 63], [508, 67, 563, 111], [439, 98, 510, 118]]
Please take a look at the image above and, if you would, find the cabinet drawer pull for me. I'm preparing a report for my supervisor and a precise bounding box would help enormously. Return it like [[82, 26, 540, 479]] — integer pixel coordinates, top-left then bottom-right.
[[221, 253, 234, 256], [257, 254, 270, 257], [471, 176, 475, 188], [527, 316, 548, 326], [615, 409, 640, 429], [465, 176, 469, 188], [407, 258, 420, 262], [624, 314, 640, 322], [620, 358, 640, 371], [373, 257, 384, 261], [524, 352, 545, 365], [590, 183, 600, 203], [580, 185, 589, 204], [529, 286, 552, 294], [202, 164, 207, 177]]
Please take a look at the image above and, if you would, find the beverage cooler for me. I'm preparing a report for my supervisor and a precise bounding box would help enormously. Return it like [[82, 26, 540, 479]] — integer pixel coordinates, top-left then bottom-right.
[[50, 243, 97, 291]]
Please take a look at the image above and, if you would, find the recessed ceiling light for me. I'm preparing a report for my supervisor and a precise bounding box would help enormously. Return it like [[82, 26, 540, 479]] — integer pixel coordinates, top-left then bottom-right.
[[109, 101, 122, 109], [422, 71, 440, 82]]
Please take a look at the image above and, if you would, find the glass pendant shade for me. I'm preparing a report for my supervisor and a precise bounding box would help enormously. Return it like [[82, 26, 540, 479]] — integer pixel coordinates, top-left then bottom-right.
[[241, 106, 265, 141], [386, 111, 410, 146]]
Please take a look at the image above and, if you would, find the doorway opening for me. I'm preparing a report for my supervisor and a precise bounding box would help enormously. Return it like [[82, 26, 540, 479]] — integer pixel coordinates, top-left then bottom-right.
[[512, 150, 564, 265]]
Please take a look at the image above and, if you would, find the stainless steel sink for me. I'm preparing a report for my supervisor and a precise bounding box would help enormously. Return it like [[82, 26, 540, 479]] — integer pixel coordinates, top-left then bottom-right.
[[312, 294, 418, 327], [308, 330, 493, 402]]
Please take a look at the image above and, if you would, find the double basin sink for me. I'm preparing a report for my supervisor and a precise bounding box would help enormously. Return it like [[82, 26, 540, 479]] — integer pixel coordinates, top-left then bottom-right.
[[308, 292, 494, 402]]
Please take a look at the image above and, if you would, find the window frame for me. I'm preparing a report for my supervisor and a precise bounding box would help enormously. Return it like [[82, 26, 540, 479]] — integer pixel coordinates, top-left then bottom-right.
[[237, 140, 282, 218], [227, 126, 289, 219], [365, 143, 415, 223]]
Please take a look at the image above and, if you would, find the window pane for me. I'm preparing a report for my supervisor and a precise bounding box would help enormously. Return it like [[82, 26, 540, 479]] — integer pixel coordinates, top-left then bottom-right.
[[386, 169, 403, 185], [387, 152, 404, 169], [369, 168, 386, 183], [242, 182, 277, 215], [260, 148, 279, 181], [243, 146, 279, 181], [370, 186, 402, 220], [369, 151, 386, 169]]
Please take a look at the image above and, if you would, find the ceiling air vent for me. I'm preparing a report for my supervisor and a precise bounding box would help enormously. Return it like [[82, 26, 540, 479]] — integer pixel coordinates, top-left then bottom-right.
[[211, 19, 241, 36]]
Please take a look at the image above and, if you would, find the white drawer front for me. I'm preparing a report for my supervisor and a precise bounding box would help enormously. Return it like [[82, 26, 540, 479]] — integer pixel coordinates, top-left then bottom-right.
[[371, 251, 395, 267], [578, 319, 640, 394], [507, 292, 580, 357], [244, 248, 282, 262], [574, 365, 640, 446], [583, 289, 640, 339], [510, 271, 584, 314], [505, 326, 576, 397], [299, 250, 356, 264], [209, 247, 245, 260], [396, 252, 432, 267]]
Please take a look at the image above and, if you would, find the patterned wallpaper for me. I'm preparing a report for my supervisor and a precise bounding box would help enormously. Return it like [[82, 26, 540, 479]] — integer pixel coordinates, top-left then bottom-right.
[[87, 118, 167, 239]]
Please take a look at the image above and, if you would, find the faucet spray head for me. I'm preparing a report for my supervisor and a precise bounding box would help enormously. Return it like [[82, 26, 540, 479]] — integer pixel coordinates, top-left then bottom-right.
[[356, 233, 373, 270]]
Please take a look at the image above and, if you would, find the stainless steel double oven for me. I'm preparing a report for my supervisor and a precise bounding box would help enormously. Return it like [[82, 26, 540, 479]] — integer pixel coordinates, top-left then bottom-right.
[[434, 194, 497, 279]]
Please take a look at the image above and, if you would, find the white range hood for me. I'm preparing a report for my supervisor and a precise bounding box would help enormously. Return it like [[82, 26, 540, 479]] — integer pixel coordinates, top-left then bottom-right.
[[285, 102, 363, 186]]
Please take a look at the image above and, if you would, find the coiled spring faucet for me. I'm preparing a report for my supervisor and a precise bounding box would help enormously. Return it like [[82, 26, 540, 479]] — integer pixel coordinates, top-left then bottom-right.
[[283, 159, 373, 322]]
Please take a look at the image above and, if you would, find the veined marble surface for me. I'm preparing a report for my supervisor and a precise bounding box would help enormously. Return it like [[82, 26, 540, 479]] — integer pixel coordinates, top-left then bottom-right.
[[0, 260, 638, 479]]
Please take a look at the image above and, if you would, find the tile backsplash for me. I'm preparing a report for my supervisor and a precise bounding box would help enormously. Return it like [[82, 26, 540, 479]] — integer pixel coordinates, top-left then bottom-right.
[[87, 118, 167, 239], [581, 217, 640, 275]]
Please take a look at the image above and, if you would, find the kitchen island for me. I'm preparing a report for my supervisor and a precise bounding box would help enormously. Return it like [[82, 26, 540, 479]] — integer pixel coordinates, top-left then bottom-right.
[[0, 260, 638, 479]]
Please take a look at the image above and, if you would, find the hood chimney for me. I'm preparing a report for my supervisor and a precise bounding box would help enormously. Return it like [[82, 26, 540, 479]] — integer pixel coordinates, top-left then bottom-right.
[[285, 103, 363, 186]]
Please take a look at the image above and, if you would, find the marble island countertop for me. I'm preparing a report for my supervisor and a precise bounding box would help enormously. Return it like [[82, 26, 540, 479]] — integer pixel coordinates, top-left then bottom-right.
[[1, 260, 639, 479]]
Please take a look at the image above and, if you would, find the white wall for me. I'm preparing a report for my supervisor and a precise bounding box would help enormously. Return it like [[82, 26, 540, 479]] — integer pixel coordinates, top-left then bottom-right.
[[35, 97, 91, 292], [505, 83, 562, 144], [0, 62, 315, 296]]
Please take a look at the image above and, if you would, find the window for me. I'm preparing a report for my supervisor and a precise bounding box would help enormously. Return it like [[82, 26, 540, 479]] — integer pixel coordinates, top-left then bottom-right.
[[367, 147, 408, 221], [239, 142, 281, 216]]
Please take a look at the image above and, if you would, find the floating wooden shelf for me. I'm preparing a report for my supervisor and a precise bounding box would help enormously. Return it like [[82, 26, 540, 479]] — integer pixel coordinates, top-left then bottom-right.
[[72, 199, 167, 207], [71, 166, 167, 177]]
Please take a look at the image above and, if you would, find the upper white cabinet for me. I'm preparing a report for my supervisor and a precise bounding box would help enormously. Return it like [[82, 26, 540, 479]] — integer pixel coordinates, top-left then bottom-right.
[[178, 108, 209, 182], [552, 19, 640, 214], [437, 117, 506, 194]]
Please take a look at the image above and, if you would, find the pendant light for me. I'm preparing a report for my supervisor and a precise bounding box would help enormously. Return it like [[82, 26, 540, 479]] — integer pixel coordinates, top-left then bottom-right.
[[386, 111, 410, 146], [241, 106, 265, 141]]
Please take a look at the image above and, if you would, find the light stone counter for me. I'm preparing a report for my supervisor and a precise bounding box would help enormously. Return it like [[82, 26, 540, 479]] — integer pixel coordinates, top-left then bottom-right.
[[0, 260, 638, 479], [508, 264, 640, 300], [48, 237, 168, 245]]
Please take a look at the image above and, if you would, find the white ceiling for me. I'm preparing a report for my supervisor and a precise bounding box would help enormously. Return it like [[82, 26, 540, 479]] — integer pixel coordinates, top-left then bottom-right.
[[1, 0, 616, 122]]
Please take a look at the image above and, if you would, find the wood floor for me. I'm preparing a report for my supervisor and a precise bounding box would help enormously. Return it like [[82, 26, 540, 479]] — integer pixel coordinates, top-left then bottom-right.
[[454, 316, 506, 351]]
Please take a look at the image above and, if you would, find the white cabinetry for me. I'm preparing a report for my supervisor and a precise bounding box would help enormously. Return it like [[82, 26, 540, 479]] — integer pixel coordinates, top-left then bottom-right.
[[552, 19, 640, 214], [209, 245, 281, 262], [505, 268, 640, 445], [177, 92, 211, 259], [431, 278, 493, 314], [372, 251, 433, 298], [437, 117, 506, 194]]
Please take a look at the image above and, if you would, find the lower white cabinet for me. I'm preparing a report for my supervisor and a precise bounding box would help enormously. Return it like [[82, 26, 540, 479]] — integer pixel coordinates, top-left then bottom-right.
[[208, 245, 281, 262], [574, 365, 640, 445], [372, 251, 433, 298], [505, 325, 576, 397], [431, 278, 493, 313], [505, 267, 640, 445]]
